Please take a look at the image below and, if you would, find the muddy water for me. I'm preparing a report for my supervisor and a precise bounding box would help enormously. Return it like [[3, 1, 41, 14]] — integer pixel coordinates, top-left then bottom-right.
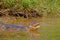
[[0, 17, 43, 40], [0, 17, 43, 26], [0, 17, 60, 40]]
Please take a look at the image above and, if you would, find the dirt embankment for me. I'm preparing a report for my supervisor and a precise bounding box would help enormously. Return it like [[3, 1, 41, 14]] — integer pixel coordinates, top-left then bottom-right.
[[0, 8, 43, 18]]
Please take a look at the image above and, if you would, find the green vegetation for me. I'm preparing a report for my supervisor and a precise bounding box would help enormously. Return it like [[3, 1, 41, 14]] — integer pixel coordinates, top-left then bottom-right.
[[0, 0, 60, 16]]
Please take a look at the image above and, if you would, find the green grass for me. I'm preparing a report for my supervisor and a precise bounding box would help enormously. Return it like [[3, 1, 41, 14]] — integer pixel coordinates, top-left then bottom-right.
[[0, 0, 60, 16]]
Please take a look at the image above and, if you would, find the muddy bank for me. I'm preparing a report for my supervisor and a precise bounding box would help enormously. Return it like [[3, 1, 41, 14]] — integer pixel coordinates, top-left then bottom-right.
[[0, 9, 43, 18]]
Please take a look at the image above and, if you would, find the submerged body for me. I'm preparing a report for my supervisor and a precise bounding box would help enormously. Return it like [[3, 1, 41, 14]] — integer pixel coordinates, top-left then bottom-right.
[[0, 22, 40, 34], [0, 22, 26, 31]]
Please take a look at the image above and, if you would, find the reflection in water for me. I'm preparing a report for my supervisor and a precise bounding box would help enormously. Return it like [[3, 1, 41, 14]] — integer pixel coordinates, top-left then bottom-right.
[[29, 29, 40, 40], [28, 22, 40, 40]]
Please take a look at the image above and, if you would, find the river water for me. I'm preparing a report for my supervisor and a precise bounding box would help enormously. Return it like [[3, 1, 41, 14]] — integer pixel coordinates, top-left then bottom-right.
[[0, 17, 60, 40]]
